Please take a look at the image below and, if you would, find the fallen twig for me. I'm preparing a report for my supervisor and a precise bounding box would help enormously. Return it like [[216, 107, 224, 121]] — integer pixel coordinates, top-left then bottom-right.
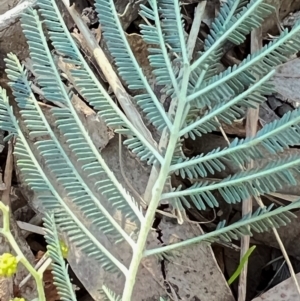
[[187, 1, 206, 61], [17, 221, 45, 236], [61, 0, 158, 151], [19, 252, 49, 288], [238, 27, 261, 301]]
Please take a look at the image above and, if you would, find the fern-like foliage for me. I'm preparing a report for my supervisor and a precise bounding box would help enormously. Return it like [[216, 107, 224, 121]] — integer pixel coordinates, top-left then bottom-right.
[[37, 0, 162, 165], [173, 104, 300, 180], [0, 84, 127, 275], [168, 155, 300, 210], [20, 7, 143, 225], [6, 52, 134, 246], [0, 89, 17, 139], [139, 0, 186, 100], [95, 0, 171, 131], [189, 24, 300, 108], [194, 0, 273, 80], [2, 0, 300, 300], [43, 213, 77, 301], [145, 199, 300, 258], [182, 71, 274, 139], [100, 285, 122, 301]]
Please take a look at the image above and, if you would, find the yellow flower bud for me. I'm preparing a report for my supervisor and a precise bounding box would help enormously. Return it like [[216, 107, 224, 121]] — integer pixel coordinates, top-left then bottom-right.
[[0, 253, 18, 277], [59, 240, 68, 259]]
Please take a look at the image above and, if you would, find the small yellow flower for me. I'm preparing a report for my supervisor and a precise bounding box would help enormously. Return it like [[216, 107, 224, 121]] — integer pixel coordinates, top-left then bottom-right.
[[10, 298, 26, 301], [0, 253, 18, 277], [59, 240, 68, 258]]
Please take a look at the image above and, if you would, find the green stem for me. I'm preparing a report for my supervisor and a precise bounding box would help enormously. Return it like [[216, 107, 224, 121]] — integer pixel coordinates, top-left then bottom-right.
[[227, 245, 256, 285], [0, 202, 46, 301], [121, 64, 190, 301]]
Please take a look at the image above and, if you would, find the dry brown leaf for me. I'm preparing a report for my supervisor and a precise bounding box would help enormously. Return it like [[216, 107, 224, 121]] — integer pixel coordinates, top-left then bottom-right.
[[252, 272, 300, 301], [274, 58, 300, 107], [267, 192, 300, 202], [262, 0, 300, 36], [159, 218, 235, 301]]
